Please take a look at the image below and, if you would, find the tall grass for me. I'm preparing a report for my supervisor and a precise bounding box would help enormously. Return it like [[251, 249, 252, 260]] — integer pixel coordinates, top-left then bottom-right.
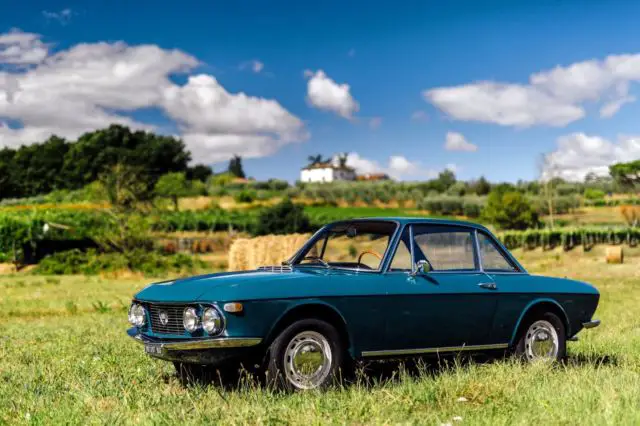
[[0, 247, 639, 424]]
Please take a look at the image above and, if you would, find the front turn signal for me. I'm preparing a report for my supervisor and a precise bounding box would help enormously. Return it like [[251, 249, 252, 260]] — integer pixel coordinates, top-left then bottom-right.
[[223, 302, 243, 313]]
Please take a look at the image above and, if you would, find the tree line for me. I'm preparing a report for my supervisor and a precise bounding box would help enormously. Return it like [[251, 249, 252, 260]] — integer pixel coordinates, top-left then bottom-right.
[[0, 125, 218, 200]]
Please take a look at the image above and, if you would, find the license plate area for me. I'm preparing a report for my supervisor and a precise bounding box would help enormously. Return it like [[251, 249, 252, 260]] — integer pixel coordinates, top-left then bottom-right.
[[144, 344, 163, 355]]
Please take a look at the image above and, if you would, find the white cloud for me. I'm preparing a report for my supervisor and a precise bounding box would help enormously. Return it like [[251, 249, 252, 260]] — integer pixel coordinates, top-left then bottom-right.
[[345, 152, 381, 175], [42, 9, 73, 25], [425, 82, 584, 127], [389, 155, 420, 175], [305, 69, 359, 119], [600, 95, 636, 118], [0, 30, 306, 160], [163, 74, 306, 162], [347, 48, 355, 58], [0, 29, 48, 65], [425, 53, 640, 127], [346, 152, 450, 180], [411, 110, 428, 122], [542, 133, 640, 181], [445, 131, 477, 152], [240, 59, 264, 73]]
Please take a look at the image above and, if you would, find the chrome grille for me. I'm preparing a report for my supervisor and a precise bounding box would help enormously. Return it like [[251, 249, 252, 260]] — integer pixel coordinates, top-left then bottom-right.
[[146, 303, 191, 335]]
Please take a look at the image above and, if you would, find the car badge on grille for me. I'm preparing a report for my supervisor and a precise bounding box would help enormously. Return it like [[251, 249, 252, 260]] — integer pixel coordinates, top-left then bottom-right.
[[158, 311, 169, 326]]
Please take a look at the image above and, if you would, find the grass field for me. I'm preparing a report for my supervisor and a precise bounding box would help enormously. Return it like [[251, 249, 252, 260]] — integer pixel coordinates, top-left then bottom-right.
[[1, 247, 639, 425]]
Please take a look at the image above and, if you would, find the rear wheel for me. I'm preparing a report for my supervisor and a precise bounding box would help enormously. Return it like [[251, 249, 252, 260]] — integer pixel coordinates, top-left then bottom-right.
[[266, 319, 344, 391], [515, 312, 566, 362]]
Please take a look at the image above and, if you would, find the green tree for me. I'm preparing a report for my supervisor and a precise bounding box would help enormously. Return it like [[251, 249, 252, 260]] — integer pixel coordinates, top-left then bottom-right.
[[186, 164, 213, 182], [610, 160, 640, 193], [482, 190, 539, 230], [3, 136, 70, 197], [0, 148, 17, 198], [431, 169, 456, 192], [98, 164, 150, 211], [154, 172, 191, 211], [254, 198, 311, 235], [228, 155, 246, 178], [447, 181, 467, 196], [62, 125, 190, 193], [472, 176, 491, 195]]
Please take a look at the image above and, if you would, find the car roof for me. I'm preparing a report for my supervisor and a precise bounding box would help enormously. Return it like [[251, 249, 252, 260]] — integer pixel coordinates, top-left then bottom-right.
[[330, 217, 491, 232]]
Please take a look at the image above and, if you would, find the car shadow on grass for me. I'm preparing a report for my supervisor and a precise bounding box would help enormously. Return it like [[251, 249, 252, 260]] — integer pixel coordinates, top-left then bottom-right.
[[563, 352, 619, 367], [165, 351, 620, 391]]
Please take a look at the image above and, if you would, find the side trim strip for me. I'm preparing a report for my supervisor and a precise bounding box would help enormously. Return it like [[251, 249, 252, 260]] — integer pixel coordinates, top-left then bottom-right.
[[361, 343, 509, 357]]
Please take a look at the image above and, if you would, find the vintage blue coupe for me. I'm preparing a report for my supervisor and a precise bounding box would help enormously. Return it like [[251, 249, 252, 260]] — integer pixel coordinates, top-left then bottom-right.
[[127, 218, 600, 390]]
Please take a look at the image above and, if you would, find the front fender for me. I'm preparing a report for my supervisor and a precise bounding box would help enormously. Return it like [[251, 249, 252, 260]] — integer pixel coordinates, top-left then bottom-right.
[[264, 299, 353, 356], [509, 298, 571, 346]]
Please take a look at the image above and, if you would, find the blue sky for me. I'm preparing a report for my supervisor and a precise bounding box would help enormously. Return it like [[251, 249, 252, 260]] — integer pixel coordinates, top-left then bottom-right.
[[2, 0, 640, 182]]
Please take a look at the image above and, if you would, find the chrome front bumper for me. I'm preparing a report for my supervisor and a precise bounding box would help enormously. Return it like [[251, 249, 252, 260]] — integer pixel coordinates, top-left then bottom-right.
[[127, 328, 262, 363], [582, 319, 601, 329]]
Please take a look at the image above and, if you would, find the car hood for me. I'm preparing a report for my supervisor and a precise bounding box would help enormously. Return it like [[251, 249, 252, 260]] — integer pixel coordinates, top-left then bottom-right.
[[134, 267, 355, 303]]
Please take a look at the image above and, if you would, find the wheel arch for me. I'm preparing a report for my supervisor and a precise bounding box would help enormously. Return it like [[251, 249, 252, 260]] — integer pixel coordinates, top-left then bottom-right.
[[264, 301, 353, 358], [510, 298, 570, 347]]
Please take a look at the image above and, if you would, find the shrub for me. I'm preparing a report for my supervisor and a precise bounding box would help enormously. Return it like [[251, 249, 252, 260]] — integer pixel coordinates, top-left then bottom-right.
[[483, 190, 539, 230], [254, 199, 311, 236], [418, 196, 464, 216], [584, 188, 606, 200], [234, 190, 257, 203], [462, 199, 483, 218], [35, 249, 207, 276]]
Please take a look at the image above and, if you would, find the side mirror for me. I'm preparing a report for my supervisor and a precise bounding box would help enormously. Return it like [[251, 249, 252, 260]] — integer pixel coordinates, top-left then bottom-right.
[[410, 260, 430, 276], [416, 260, 430, 274]]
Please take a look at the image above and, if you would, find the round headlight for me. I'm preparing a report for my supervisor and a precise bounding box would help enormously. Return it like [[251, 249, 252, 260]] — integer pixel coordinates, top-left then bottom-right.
[[183, 307, 199, 332], [129, 303, 146, 327], [202, 307, 223, 334]]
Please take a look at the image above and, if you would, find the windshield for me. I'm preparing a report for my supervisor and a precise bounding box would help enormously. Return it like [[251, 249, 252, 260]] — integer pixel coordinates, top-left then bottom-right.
[[294, 221, 397, 270]]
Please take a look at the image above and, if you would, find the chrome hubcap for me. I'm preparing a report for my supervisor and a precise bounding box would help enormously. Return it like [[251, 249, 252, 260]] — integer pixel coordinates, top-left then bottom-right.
[[284, 331, 332, 390], [524, 320, 559, 361]]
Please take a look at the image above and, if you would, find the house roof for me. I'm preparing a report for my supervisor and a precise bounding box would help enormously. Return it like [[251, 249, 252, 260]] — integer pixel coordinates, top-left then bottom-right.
[[301, 162, 355, 172]]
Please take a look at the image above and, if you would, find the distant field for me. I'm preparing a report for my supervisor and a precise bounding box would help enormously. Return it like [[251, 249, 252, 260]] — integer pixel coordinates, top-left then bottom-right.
[[1, 246, 639, 424], [303, 205, 454, 223], [553, 206, 626, 226]]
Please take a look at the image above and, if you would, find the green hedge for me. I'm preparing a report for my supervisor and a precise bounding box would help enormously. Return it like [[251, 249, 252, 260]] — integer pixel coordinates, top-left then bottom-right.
[[499, 228, 640, 251]]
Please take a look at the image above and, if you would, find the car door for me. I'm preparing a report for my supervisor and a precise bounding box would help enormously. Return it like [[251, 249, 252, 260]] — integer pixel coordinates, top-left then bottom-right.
[[380, 224, 499, 353], [475, 230, 534, 344]]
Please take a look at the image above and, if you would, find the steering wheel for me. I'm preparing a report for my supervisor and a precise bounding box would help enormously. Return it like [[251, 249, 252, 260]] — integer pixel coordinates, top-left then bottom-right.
[[357, 250, 383, 267]]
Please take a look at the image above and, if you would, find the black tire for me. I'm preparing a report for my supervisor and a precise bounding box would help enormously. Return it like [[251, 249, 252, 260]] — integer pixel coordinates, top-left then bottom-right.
[[515, 311, 566, 362], [266, 318, 345, 391]]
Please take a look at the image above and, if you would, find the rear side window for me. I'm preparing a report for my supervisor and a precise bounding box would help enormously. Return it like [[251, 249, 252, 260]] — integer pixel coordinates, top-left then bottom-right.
[[413, 227, 476, 271], [477, 233, 516, 272]]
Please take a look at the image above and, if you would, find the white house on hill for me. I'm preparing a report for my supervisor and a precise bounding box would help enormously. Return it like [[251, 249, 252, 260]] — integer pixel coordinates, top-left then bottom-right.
[[300, 155, 356, 183]]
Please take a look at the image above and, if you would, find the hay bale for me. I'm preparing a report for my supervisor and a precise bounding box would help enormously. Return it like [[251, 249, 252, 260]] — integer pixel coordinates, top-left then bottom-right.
[[227, 234, 311, 271], [605, 246, 624, 264]]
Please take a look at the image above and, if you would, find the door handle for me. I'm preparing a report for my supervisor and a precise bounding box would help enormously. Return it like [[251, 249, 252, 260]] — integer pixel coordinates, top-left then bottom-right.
[[478, 282, 497, 290]]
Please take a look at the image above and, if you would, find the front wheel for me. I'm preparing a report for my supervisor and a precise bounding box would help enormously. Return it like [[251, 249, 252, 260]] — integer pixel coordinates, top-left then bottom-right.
[[267, 319, 344, 391], [515, 312, 566, 362]]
